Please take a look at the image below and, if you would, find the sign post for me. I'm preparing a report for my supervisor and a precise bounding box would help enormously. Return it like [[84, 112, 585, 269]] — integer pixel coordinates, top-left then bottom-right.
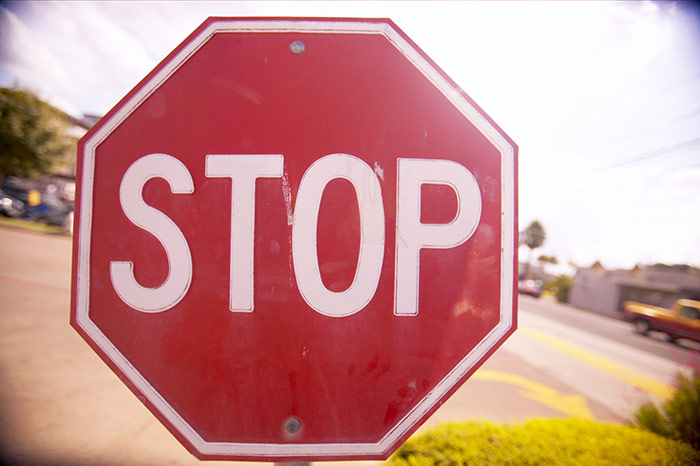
[[71, 17, 518, 461]]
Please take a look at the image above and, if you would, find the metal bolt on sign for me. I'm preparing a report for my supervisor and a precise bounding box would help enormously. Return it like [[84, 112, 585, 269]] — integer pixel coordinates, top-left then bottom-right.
[[284, 417, 303, 436], [290, 40, 306, 55]]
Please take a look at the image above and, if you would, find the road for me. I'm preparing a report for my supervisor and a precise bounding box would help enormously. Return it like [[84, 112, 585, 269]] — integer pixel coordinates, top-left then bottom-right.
[[522, 294, 699, 364], [503, 296, 696, 423], [0, 225, 697, 465]]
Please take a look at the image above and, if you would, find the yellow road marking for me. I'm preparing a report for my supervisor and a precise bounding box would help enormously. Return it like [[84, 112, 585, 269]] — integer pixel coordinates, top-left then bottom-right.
[[473, 370, 595, 419], [520, 327, 674, 400]]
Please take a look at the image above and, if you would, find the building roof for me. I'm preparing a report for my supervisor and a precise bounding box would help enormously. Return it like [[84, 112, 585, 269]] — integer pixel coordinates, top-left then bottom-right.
[[578, 264, 700, 294]]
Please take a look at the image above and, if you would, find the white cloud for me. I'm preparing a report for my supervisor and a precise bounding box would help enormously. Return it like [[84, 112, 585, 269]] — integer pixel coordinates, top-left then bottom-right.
[[0, 5, 81, 113]]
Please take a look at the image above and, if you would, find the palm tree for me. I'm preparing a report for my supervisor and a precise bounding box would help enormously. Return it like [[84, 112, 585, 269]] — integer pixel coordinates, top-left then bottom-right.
[[520, 220, 546, 278], [537, 254, 558, 277]]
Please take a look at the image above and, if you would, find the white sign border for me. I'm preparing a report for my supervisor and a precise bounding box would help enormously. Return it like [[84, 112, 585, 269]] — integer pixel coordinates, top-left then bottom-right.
[[75, 18, 516, 459]]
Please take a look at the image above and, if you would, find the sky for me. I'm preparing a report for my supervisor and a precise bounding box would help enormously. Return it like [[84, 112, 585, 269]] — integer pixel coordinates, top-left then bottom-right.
[[1, 1, 699, 273]]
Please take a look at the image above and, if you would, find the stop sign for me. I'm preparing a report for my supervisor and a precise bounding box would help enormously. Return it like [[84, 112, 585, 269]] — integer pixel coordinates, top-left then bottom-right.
[[71, 17, 517, 461]]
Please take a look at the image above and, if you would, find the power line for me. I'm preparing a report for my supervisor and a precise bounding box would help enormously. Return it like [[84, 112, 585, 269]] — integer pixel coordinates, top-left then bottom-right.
[[644, 161, 700, 184], [598, 136, 700, 171], [661, 70, 700, 95], [665, 107, 700, 126], [582, 106, 700, 155]]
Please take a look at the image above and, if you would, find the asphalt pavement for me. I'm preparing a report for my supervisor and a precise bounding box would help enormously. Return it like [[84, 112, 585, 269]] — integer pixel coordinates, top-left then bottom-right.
[[0, 225, 693, 466]]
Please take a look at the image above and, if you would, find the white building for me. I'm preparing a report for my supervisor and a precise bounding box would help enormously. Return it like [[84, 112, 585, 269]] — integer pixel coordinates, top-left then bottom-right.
[[569, 263, 700, 318]]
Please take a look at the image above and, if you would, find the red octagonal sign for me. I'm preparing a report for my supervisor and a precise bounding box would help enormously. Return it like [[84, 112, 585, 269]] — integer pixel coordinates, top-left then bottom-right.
[[71, 17, 517, 461]]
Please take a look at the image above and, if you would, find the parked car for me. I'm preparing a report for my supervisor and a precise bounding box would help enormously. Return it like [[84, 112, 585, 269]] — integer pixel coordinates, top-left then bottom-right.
[[26, 192, 74, 227], [622, 299, 700, 343], [1, 178, 32, 204], [0, 188, 26, 218], [518, 279, 543, 298]]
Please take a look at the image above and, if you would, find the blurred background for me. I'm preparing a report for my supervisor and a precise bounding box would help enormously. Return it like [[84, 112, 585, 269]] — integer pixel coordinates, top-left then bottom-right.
[[1, 1, 699, 465]]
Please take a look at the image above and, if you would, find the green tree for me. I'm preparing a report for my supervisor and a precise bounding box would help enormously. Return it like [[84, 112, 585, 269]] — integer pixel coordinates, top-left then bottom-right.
[[547, 275, 572, 303], [0, 86, 74, 179], [537, 254, 558, 279], [634, 371, 700, 450], [520, 220, 546, 278], [521, 220, 546, 250], [537, 254, 558, 266]]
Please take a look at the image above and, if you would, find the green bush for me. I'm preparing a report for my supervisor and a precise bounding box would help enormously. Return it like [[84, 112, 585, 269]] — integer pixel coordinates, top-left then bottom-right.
[[386, 419, 699, 465], [546, 275, 572, 303], [634, 371, 700, 450]]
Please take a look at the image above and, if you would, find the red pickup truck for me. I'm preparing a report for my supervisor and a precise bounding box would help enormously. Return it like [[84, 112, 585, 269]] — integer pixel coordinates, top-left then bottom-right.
[[622, 299, 700, 343]]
